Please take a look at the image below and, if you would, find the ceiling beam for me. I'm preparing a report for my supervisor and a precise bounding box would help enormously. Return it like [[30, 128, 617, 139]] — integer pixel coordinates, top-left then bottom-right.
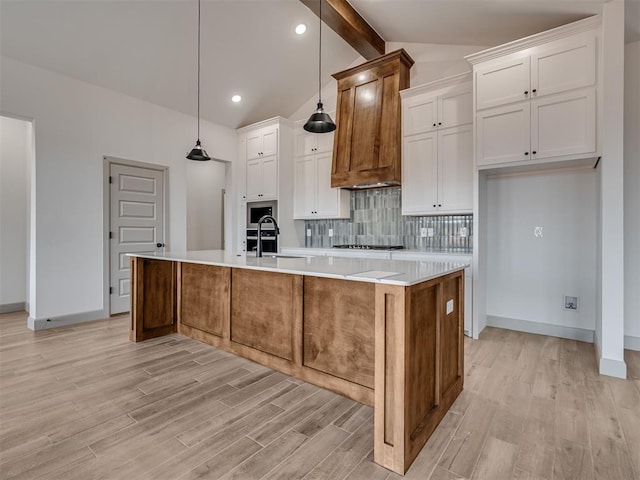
[[301, 0, 385, 60]]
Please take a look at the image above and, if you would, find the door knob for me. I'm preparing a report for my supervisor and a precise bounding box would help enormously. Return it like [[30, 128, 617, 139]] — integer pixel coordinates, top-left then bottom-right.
[[156, 243, 165, 248]]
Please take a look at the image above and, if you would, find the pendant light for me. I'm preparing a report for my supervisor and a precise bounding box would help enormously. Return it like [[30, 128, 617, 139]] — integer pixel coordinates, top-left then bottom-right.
[[303, 0, 336, 133], [186, 0, 211, 161]]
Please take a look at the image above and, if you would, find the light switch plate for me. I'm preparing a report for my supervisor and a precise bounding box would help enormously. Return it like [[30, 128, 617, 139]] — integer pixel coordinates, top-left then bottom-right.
[[446, 299, 454, 315], [306, 229, 311, 237], [420, 227, 428, 238], [427, 228, 435, 237], [460, 227, 468, 237], [328, 229, 333, 237]]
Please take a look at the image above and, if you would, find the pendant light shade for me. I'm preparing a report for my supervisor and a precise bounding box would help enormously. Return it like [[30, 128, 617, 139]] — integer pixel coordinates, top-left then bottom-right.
[[303, 1, 336, 134], [187, 139, 210, 161], [304, 102, 336, 133], [186, 0, 211, 161]]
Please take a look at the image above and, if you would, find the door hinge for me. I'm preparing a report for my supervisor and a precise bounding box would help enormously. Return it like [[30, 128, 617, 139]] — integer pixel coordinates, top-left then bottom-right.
[[109, 287, 113, 294], [109, 176, 113, 184], [109, 231, 113, 239]]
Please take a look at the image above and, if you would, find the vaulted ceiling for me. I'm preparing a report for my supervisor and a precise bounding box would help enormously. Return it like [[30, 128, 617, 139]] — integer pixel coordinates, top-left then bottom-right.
[[1, 1, 636, 130]]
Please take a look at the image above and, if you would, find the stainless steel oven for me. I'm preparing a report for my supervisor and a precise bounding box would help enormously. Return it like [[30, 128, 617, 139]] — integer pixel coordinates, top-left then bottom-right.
[[246, 228, 278, 253], [247, 201, 277, 228]]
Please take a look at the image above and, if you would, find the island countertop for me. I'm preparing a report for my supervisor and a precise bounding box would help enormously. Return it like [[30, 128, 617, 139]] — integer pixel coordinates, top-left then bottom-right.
[[128, 249, 468, 286]]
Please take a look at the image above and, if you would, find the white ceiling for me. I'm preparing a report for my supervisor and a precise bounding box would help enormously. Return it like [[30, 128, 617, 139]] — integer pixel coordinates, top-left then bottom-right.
[[1, 0, 637, 130]]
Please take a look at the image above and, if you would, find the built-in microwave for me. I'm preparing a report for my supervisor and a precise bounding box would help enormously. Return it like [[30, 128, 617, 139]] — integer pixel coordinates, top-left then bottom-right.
[[247, 201, 277, 228]]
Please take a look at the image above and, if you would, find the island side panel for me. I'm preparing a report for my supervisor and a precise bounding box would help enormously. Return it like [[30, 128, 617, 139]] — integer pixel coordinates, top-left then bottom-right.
[[374, 270, 464, 475], [130, 257, 177, 342], [178, 262, 230, 338], [303, 277, 376, 389]]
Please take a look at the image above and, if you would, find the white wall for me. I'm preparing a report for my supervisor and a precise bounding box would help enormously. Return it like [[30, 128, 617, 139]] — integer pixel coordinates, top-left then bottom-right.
[[289, 42, 488, 123], [0, 56, 237, 323], [625, 40, 640, 348], [486, 168, 597, 333], [0, 116, 31, 310], [187, 160, 226, 250]]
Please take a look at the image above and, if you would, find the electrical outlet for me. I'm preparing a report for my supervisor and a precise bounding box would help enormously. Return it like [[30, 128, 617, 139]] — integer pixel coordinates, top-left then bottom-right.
[[420, 227, 428, 238], [460, 227, 468, 238], [328, 229, 333, 237], [564, 295, 578, 311], [427, 227, 435, 237], [534, 226, 543, 238], [306, 229, 311, 237]]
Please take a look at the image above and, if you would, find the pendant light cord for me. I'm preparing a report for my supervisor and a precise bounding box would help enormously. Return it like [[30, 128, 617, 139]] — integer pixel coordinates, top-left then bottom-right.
[[197, 0, 201, 141], [318, 0, 322, 104]]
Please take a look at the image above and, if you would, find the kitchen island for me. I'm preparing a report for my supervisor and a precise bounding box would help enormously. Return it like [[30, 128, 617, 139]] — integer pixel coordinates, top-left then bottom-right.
[[128, 250, 466, 475]]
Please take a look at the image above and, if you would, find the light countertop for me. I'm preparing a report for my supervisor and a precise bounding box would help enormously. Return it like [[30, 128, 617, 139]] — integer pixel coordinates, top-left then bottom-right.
[[128, 250, 468, 286]]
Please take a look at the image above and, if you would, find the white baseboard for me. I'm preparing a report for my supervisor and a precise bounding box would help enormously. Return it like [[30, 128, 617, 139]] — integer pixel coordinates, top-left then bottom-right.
[[625, 335, 640, 351], [486, 315, 594, 343], [0, 302, 26, 314], [27, 309, 108, 331], [598, 356, 627, 378]]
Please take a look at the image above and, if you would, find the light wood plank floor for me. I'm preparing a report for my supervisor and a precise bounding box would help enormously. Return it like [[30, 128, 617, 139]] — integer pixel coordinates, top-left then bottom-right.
[[1, 311, 639, 480]]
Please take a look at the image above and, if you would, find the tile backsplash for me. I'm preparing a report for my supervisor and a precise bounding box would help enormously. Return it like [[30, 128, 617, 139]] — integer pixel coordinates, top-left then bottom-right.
[[304, 187, 472, 252]]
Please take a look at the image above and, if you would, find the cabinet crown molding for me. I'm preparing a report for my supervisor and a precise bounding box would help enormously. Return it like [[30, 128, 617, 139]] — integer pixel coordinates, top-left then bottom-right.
[[465, 15, 601, 65], [400, 72, 472, 99], [236, 116, 293, 134], [332, 48, 415, 80]]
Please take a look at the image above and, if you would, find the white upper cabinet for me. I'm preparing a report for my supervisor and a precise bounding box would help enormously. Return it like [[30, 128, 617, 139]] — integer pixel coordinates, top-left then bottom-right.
[[475, 32, 596, 111], [531, 88, 596, 160], [477, 103, 531, 166], [293, 126, 350, 219], [295, 128, 334, 156], [466, 18, 601, 169], [246, 125, 278, 160], [403, 82, 472, 136], [240, 119, 289, 202], [401, 74, 474, 215], [531, 34, 596, 98], [475, 56, 531, 110]]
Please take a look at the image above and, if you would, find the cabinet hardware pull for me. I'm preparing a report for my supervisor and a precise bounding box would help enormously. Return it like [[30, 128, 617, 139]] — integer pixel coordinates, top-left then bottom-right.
[[532, 89, 537, 93], [438, 204, 442, 207], [433, 123, 436, 127], [532, 150, 537, 154], [438, 122, 442, 126], [524, 152, 529, 155], [433, 204, 436, 208], [524, 91, 529, 95]]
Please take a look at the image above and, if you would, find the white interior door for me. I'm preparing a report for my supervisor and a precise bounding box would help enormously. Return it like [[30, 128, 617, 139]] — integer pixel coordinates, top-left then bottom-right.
[[110, 163, 165, 314]]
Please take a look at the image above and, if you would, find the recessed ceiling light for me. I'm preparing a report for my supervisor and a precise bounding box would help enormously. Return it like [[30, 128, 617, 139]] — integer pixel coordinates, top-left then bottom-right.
[[295, 24, 307, 35], [231, 95, 242, 103]]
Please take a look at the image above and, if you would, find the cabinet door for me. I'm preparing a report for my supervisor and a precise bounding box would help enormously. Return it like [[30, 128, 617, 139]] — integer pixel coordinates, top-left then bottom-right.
[[531, 35, 596, 98], [295, 130, 316, 156], [403, 94, 437, 136], [261, 156, 278, 200], [402, 132, 438, 214], [315, 131, 334, 153], [294, 156, 316, 218], [261, 127, 278, 157], [438, 87, 473, 129], [315, 152, 340, 217], [476, 102, 530, 166], [475, 56, 530, 109], [531, 88, 596, 160], [438, 125, 473, 213], [246, 132, 262, 160], [246, 159, 262, 201]]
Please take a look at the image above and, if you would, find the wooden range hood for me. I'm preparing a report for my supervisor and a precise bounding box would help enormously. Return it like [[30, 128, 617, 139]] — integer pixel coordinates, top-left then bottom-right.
[[331, 49, 414, 189]]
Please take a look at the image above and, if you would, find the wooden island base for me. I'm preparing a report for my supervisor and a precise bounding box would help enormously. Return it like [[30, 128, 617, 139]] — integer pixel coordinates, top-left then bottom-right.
[[130, 257, 464, 475]]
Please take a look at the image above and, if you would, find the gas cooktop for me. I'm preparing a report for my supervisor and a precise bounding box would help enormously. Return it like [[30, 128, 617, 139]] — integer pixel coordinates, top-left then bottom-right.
[[332, 245, 405, 250]]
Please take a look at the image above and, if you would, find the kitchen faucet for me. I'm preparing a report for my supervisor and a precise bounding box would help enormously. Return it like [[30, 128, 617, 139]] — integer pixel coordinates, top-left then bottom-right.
[[256, 215, 280, 258]]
